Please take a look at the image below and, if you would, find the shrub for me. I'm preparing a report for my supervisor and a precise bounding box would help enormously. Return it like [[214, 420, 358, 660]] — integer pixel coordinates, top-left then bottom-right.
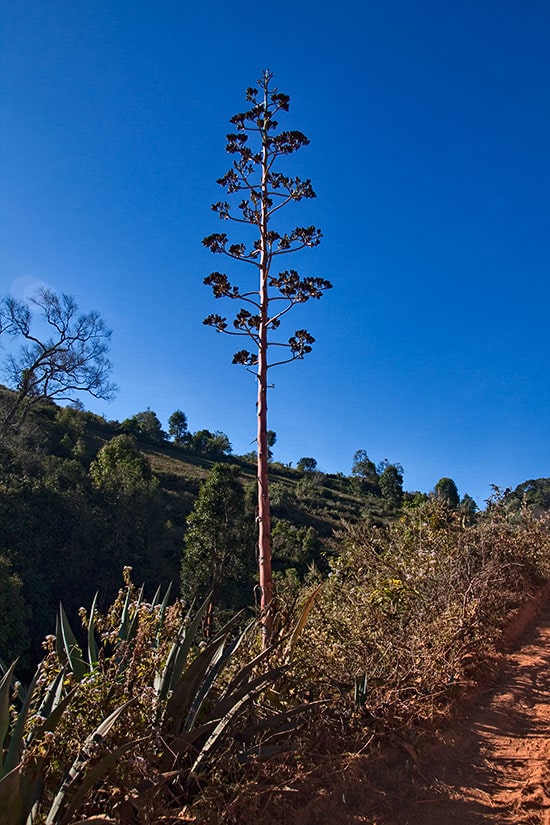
[[290, 499, 550, 722]]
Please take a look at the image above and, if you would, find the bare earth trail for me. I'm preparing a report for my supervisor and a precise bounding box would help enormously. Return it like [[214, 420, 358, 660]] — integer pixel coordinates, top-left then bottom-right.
[[231, 591, 550, 825], [377, 590, 550, 825]]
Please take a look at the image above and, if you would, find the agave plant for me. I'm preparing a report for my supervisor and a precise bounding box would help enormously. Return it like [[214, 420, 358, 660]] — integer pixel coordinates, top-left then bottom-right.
[[0, 574, 320, 822], [0, 581, 169, 824], [0, 655, 140, 825]]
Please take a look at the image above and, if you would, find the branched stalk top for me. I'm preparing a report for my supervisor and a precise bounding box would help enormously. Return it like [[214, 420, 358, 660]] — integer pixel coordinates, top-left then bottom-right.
[[203, 70, 332, 370]]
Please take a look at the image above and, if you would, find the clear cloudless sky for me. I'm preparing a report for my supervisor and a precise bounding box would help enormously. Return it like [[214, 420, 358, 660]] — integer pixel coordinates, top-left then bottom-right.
[[1, 0, 549, 506]]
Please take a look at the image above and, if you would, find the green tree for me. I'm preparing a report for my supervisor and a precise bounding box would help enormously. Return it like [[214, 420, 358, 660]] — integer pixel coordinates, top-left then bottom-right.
[[508, 478, 550, 513], [90, 435, 162, 588], [90, 434, 158, 496], [269, 481, 296, 518], [271, 520, 321, 575], [403, 490, 430, 508], [297, 456, 317, 473], [168, 409, 189, 444], [351, 449, 380, 495], [434, 477, 460, 508], [460, 492, 478, 523], [266, 429, 277, 459], [189, 429, 232, 456], [295, 472, 324, 502], [55, 406, 88, 459], [202, 72, 332, 642], [378, 461, 404, 508], [0, 456, 100, 670], [181, 464, 253, 635], [120, 409, 165, 443], [0, 289, 116, 435], [352, 450, 378, 482]]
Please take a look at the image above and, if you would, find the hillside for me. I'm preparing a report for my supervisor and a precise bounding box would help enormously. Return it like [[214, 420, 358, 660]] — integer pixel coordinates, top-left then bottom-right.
[[1, 391, 549, 823], [0, 392, 395, 670]]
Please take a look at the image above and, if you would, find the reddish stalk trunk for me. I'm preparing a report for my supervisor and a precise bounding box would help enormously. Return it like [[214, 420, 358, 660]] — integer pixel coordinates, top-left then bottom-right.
[[257, 84, 273, 646], [257, 341, 272, 644]]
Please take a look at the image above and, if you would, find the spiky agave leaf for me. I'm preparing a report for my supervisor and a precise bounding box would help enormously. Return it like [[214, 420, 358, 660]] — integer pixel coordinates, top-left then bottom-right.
[[235, 701, 328, 763], [0, 758, 43, 825], [0, 661, 18, 772], [183, 616, 251, 731], [0, 665, 76, 824], [56, 604, 87, 681], [187, 661, 298, 775], [154, 582, 173, 648], [284, 582, 323, 663], [163, 636, 227, 737], [45, 700, 137, 825], [52, 737, 146, 825], [2, 665, 41, 775], [154, 592, 212, 704], [87, 593, 99, 670]]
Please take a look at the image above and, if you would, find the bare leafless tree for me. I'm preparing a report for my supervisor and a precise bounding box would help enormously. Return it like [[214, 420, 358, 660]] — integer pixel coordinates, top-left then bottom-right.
[[0, 288, 116, 434]]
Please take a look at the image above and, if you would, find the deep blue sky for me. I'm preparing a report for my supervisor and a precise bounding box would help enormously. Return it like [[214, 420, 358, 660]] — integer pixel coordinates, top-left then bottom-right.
[[1, 0, 549, 505]]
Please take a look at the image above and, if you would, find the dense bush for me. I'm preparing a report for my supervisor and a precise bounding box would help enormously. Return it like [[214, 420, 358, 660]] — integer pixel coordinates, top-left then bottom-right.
[[291, 496, 550, 722]]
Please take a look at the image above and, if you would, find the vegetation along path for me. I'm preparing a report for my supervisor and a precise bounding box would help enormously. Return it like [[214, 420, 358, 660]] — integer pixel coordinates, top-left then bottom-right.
[[377, 584, 550, 825]]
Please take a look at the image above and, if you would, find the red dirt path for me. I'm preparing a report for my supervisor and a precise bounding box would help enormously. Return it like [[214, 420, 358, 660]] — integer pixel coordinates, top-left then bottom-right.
[[255, 585, 550, 825], [368, 584, 550, 825], [64, 588, 550, 825]]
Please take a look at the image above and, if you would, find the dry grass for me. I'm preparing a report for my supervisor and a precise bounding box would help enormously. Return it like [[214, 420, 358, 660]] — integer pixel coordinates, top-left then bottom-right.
[[184, 498, 550, 825]]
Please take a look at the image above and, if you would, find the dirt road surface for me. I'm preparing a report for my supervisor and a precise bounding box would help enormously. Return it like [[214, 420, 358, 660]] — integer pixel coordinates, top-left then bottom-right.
[[228, 588, 550, 825], [377, 588, 550, 824]]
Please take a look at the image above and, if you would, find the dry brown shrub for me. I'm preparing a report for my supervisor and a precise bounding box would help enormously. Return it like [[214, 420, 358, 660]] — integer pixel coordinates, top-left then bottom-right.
[[287, 498, 550, 722]]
